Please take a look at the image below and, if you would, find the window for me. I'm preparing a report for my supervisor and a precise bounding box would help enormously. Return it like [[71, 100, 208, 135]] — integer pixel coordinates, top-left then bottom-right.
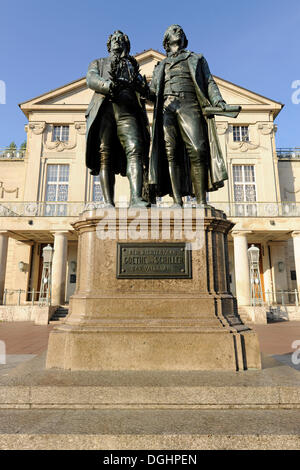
[[233, 164, 257, 216], [291, 270, 297, 281], [233, 126, 249, 142], [92, 175, 104, 202], [44, 164, 69, 216], [52, 125, 69, 142]]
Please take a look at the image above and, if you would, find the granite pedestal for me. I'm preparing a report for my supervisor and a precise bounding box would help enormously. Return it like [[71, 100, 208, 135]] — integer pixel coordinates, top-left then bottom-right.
[[46, 206, 261, 371]]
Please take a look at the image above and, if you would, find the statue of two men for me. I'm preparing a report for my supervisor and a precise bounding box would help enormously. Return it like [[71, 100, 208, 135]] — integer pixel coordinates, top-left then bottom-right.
[[86, 26, 238, 207]]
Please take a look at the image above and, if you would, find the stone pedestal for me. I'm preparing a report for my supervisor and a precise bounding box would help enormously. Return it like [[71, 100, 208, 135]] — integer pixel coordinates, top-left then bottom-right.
[[46, 206, 261, 371]]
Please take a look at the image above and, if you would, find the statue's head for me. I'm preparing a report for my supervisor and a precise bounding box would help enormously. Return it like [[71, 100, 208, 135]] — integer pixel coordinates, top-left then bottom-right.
[[163, 24, 188, 52], [107, 30, 131, 55]]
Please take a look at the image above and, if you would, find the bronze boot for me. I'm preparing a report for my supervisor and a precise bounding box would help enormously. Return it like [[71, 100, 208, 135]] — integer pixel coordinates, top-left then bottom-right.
[[99, 168, 115, 208], [168, 163, 183, 207], [191, 164, 207, 205], [127, 161, 149, 208]]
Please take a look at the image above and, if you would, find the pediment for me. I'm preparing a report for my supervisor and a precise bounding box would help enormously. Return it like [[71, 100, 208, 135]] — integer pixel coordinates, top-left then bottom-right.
[[19, 49, 283, 118], [19, 78, 89, 112], [214, 76, 282, 108], [39, 84, 93, 105], [135, 49, 166, 78]]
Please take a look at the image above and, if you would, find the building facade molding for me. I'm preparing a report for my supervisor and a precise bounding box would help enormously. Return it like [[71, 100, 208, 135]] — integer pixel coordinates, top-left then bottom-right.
[[74, 122, 86, 135], [231, 230, 253, 238], [27, 121, 46, 135], [0, 181, 19, 199], [257, 122, 276, 135], [43, 124, 77, 152], [216, 122, 228, 135]]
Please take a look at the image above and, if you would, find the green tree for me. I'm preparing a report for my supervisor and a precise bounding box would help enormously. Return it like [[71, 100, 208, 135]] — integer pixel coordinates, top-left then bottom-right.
[[7, 141, 17, 151]]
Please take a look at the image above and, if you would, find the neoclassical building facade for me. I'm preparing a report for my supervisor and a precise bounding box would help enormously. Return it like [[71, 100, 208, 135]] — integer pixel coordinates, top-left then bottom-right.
[[0, 49, 299, 322]]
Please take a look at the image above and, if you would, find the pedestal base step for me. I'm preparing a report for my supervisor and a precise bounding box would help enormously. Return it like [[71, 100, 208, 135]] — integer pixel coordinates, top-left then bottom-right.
[[0, 408, 300, 450], [46, 325, 261, 371], [1, 353, 300, 410]]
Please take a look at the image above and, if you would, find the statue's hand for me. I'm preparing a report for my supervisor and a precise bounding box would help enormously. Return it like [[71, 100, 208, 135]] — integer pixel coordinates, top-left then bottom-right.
[[108, 79, 118, 95], [116, 77, 131, 87], [135, 75, 150, 98], [216, 100, 227, 111]]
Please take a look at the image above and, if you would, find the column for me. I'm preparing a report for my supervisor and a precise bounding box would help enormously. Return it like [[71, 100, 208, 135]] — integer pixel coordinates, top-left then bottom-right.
[[262, 242, 274, 305], [0, 232, 9, 304], [24, 122, 46, 201], [292, 231, 300, 296], [232, 231, 251, 306], [51, 231, 68, 306]]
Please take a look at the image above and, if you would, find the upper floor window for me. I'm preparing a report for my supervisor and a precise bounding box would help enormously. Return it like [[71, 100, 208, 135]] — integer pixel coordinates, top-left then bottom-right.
[[233, 165, 256, 202], [44, 164, 69, 216], [52, 125, 69, 142], [233, 164, 257, 216], [92, 175, 103, 202], [233, 125, 249, 142], [45, 164, 69, 201]]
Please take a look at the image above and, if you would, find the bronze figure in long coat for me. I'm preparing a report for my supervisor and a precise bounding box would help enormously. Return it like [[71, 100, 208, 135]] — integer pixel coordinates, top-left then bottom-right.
[[149, 25, 230, 205], [85, 31, 151, 207]]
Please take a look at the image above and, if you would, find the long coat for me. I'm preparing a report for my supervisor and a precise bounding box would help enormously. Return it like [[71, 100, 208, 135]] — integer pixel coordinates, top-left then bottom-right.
[[85, 56, 150, 179], [149, 51, 228, 196]]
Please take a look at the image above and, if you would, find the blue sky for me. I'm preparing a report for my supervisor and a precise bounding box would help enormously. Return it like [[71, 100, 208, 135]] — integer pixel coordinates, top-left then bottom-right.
[[0, 0, 299, 148]]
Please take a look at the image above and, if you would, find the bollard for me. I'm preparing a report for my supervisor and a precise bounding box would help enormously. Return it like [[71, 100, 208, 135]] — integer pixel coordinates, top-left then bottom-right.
[[296, 289, 299, 308]]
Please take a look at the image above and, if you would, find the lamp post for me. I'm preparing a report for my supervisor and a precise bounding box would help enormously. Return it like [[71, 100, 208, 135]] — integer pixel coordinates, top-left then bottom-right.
[[39, 244, 54, 305], [248, 244, 263, 306]]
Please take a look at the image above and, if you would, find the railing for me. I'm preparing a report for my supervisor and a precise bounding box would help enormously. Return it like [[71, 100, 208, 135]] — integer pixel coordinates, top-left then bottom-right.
[[264, 289, 299, 307], [277, 148, 300, 160], [3, 287, 298, 309], [0, 201, 300, 218], [0, 148, 26, 160], [0, 202, 88, 217], [3, 289, 25, 306], [208, 201, 300, 217], [2, 288, 50, 306]]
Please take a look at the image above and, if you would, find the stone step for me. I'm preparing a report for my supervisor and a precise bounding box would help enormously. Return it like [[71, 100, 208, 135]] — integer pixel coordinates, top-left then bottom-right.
[[1, 353, 300, 449], [238, 306, 253, 323], [50, 308, 69, 322], [0, 408, 299, 449], [1, 353, 300, 410]]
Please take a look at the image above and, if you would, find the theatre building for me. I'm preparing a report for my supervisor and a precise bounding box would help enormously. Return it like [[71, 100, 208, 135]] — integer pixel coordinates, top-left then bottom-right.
[[0, 49, 299, 324]]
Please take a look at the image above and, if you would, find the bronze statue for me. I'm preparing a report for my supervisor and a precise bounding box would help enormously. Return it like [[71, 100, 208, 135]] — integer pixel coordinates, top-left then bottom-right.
[[149, 24, 240, 207], [85, 30, 151, 208]]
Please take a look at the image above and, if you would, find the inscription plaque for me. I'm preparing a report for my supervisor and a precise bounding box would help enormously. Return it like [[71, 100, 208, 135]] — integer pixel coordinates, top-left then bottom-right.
[[117, 243, 192, 279]]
